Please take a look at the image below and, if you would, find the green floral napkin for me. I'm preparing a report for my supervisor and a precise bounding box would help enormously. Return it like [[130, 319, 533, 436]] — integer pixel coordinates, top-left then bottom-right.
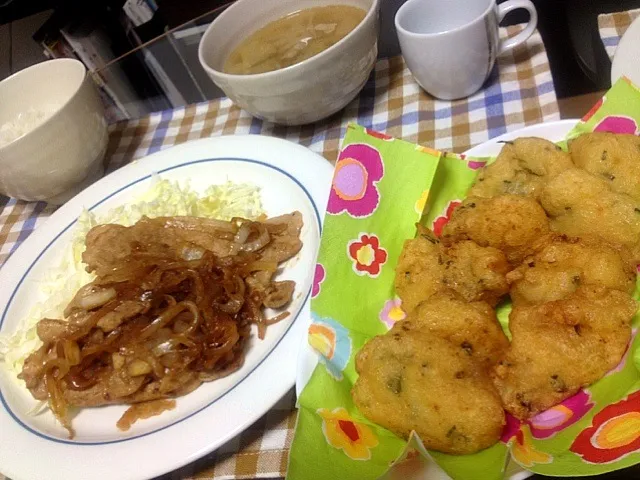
[[288, 78, 640, 480]]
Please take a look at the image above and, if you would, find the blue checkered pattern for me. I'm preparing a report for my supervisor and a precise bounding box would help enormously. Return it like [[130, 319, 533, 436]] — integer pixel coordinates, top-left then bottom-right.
[[598, 8, 640, 60]]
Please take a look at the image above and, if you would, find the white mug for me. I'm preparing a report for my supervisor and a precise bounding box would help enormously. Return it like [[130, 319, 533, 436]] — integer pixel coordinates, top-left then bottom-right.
[[395, 0, 538, 100]]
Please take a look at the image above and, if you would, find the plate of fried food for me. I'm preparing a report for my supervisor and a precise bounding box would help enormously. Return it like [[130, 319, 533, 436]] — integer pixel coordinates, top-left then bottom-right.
[[382, 121, 639, 446], [296, 117, 640, 478], [0, 135, 333, 480]]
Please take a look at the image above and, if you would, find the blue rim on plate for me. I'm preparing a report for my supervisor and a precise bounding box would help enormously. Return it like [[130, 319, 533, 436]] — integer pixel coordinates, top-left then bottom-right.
[[0, 157, 322, 445]]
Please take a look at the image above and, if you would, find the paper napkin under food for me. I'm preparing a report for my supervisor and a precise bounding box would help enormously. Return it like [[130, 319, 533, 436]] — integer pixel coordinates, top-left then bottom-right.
[[288, 79, 640, 480]]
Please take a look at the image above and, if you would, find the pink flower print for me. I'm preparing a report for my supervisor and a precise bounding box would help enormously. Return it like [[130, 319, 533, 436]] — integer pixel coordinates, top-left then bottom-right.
[[501, 413, 522, 444], [327, 144, 384, 218], [379, 298, 406, 330], [312, 263, 326, 298], [529, 390, 594, 439], [594, 115, 638, 134], [467, 160, 487, 170]]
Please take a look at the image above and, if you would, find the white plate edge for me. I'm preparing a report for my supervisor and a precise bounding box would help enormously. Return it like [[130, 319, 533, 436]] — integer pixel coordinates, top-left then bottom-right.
[[611, 16, 640, 87], [0, 134, 334, 480]]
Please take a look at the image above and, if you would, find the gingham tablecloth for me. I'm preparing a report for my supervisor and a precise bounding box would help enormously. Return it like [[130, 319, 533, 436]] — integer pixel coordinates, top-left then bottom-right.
[[598, 8, 640, 60], [1, 26, 557, 480]]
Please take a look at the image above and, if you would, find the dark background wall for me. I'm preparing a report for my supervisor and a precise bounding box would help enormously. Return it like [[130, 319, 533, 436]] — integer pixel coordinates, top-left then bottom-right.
[[2, 0, 640, 97]]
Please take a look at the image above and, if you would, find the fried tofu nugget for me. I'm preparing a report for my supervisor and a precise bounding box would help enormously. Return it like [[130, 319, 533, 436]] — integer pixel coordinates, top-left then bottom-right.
[[395, 228, 509, 313], [441, 195, 550, 264], [569, 132, 640, 202], [401, 291, 509, 369], [540, 168, 640, 261], [394, 229, 442, 313], [492, 286, 636, 419], [441, 240, 510, 306], [352, 328, 505, 454], [468, 137, 573, 199], [507, 235, 636, 306]]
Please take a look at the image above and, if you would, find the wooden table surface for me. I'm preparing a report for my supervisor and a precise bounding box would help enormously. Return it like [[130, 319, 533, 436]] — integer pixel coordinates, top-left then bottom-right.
[[558, 90, 607, 119]]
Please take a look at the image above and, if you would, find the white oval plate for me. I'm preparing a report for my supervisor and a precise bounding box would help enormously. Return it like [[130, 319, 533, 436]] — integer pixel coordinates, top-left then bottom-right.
[[0, 135, 333, 480], [295, 119, 578, 480], [611, 16, 640, 87]]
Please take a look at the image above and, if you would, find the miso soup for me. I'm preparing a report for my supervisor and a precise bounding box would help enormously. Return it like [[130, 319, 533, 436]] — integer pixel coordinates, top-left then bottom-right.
[[223, 5, 367, 75]]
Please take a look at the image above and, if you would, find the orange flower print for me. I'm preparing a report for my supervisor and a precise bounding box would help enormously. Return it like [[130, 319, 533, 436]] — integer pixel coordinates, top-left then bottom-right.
[[570, 390, 640, 464], [347, 233, 388, 277], [414, 189, 429, 215], [582, 96, 604, 122], [365, 128, 393, 141], [308, 314, 351, 381], [432, 200, 462, 237], [415, 145, 440, 157], [318, 407, 379, 460], [511, 425, 553, 468], [328, 144, 384, 218]]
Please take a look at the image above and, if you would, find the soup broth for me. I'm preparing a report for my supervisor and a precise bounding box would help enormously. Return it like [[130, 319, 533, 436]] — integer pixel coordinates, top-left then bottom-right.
[[223, 5, 367, 75]]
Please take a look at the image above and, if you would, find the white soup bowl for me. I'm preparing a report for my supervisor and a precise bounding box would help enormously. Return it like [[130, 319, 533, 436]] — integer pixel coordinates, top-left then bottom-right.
[[198, 0, 379, 126]]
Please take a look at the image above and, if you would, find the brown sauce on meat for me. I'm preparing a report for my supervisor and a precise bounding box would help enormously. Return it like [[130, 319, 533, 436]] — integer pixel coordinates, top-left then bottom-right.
[[20, 212, 302, 437]]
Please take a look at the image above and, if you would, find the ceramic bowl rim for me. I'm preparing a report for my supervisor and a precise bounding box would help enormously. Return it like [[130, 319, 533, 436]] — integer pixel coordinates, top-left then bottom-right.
[[197, 0, 380, 82], [395, 0, 496, 39], [0, 58, 87, 154]]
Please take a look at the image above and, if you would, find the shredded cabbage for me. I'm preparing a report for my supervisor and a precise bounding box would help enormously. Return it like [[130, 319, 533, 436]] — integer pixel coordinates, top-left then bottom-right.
[[0, 177, 263, 378]]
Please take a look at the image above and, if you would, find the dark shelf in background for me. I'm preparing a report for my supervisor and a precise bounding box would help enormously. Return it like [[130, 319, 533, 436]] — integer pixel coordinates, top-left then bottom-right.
[[155, 0, 232, 28], [6, 1, 640, 100], [0, 0, 56, 25]]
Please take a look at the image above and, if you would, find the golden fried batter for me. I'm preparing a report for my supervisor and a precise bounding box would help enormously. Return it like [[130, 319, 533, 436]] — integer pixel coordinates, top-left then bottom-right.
[[441, 240, 510, 306], [469, 137, 573, 199], [507, 235, 636, 306], [401, 290, 509, 369], [394, 228, 509, 313], [492, 286, 636, 419], [394, 230, 442, 314], [441, 194, 550, 264], [352, 328, 505, 454], [569, 132, 640, 202], [540, 168, 640, 262]]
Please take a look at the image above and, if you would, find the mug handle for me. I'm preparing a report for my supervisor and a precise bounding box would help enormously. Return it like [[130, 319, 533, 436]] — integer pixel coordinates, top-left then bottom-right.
[[497, 0, 538, 55]]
